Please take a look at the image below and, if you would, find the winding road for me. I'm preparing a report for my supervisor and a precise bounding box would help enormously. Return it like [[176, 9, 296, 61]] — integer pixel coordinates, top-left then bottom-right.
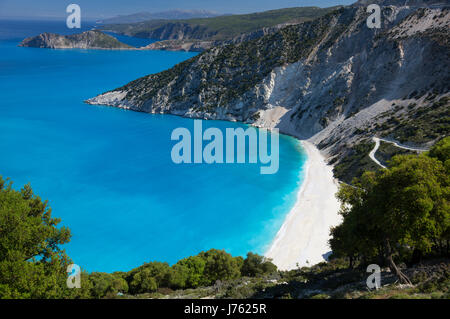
[[369, 137, 429, 169]]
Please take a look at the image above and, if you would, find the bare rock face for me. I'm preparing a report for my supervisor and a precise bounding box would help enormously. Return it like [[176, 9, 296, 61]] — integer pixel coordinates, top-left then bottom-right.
[[87, 6, 449, 163], [19, 30, 133, 49]]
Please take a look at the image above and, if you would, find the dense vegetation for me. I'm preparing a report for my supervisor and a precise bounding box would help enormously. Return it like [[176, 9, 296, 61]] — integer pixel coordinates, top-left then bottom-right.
[[102, 6, 340, 41], [0, 177, 90, 298], [330, 137, 449, 284]]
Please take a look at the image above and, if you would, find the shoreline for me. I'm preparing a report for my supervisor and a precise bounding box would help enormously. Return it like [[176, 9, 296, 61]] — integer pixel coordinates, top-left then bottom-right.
[[265, 140, 341, 270], [86, 100, 344, 270]]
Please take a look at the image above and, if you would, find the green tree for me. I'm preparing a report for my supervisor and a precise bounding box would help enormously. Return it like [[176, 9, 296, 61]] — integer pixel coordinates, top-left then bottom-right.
[[199, 249, 241, 284], [331, 148, 449, 284], [428, 136, 450, 167], [127, 261, 170, 294], [88, 272, 128, 298], [330, 172, 381, 267], [241, 252, 277, 277], [129, 269, 157, 293], [427, 136, 450, 253], [0, 177, 75, 298], [172, 255, 206, 288], [166, 264, 189, 289]]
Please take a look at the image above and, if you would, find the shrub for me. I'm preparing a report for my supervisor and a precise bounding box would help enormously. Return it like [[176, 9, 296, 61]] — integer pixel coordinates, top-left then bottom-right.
[[241, 252, 277, 277]]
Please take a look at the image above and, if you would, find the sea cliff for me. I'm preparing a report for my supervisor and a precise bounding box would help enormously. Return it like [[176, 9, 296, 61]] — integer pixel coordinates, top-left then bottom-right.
[[87, 5, 449, 183]]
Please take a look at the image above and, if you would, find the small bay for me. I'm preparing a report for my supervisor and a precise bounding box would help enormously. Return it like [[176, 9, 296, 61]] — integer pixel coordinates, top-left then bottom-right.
[[0, 20, 306, 272]]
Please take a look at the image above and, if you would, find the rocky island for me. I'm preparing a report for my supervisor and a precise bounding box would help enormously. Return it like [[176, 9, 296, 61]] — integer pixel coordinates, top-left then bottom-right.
[[19, 30, 133, 49]]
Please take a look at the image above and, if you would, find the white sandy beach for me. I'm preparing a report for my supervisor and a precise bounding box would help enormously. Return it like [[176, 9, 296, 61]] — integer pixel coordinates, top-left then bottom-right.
[[265, 140, 342, 270]]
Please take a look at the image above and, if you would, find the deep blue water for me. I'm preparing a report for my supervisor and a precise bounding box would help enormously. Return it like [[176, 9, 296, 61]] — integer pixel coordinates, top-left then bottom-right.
[[0, 20, 306, 272]]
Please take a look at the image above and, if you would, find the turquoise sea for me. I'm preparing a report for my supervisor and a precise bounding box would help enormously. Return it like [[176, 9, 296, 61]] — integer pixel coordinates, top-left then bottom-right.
[[0, 20, 307, 272]]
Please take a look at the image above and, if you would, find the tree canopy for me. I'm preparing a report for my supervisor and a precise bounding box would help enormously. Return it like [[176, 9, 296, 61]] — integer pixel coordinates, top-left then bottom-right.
[[0, 177, 86, 298], [241, 252, 277, 277], [330, 137, 449, 283]]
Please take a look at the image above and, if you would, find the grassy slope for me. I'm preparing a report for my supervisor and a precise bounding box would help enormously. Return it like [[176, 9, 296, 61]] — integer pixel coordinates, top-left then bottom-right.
[[102, 6, 341, 40]]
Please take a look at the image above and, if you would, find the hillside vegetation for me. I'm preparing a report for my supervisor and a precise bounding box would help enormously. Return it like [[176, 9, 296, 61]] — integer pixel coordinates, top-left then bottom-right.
[[101, 6, 341, 41]]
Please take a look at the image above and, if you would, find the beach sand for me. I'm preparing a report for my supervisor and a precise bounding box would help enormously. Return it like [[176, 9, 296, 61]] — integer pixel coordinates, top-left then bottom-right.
[[265, 140, 342, 270]]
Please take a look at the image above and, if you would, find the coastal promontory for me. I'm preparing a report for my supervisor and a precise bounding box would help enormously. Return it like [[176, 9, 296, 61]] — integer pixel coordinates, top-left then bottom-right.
[[19, 30, 133, 49]]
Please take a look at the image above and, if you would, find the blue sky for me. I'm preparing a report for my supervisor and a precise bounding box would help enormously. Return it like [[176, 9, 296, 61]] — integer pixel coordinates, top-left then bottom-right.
[[0, 0, 355, 19]]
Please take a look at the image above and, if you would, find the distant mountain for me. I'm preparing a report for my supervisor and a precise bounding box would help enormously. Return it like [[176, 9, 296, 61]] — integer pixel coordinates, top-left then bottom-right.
[[100, 6, 341, 42], [98, 9, 221, 24]]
